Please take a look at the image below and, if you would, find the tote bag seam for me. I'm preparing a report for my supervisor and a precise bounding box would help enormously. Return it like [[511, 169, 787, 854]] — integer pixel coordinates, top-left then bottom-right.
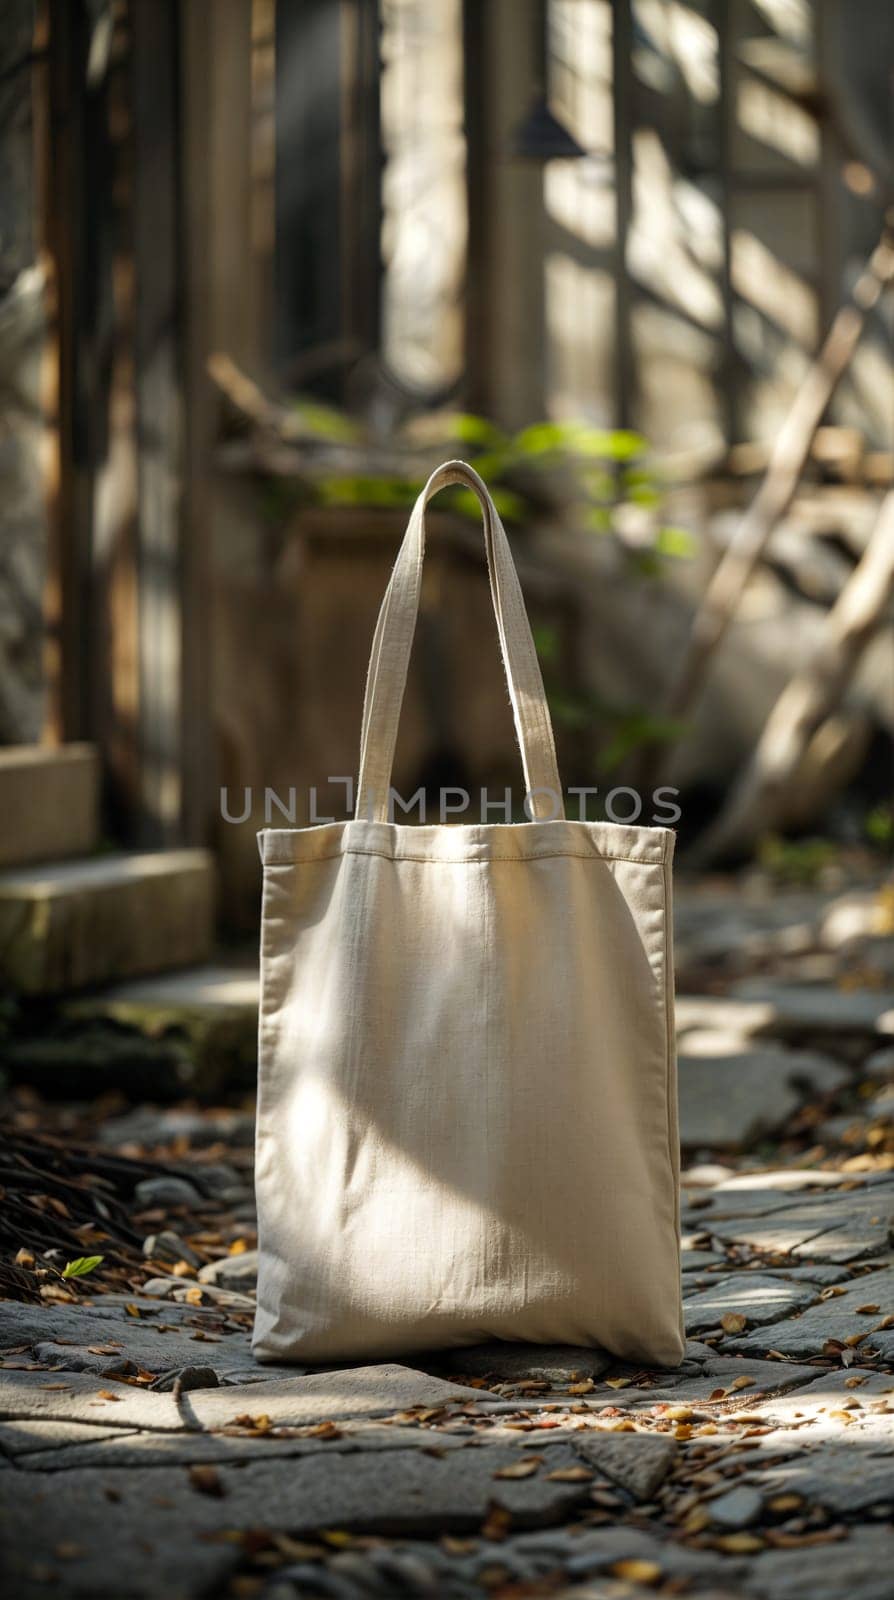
[[261, 847, 666, 869], [662, 852, 685, 1347]]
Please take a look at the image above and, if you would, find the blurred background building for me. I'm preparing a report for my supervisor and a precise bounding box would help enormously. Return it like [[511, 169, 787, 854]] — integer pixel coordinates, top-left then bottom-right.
[[0, 0, 892, 955]]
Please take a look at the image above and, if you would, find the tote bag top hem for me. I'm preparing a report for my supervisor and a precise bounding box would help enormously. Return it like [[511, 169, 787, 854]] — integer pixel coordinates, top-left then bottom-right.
[[258, 818, 674, 868]]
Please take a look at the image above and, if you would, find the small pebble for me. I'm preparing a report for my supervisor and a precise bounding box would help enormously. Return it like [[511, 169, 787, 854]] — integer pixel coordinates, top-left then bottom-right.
[[707, 1485, 764, 1529], [142, 1231, 202, 1268], [135, 1176, 202, 1209]]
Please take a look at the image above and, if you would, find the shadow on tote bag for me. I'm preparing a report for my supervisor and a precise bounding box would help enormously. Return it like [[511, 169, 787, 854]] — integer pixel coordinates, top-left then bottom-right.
[[254, 459, 684, 1368]]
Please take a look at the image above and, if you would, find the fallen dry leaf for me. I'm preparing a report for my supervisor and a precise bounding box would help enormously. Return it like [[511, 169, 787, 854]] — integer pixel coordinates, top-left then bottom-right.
[[96, 1390, 121, 1402], [604, 1377, 632, 1390], [441, 1536, 478, 1555], [231, 1413, 273, 1433], [610, 1559, 662, 1584], [567, 1379, 594, 1395], [855, 1304, 880, 1315], [493, 1456, 542, 1479], [272, 1535, 328, 1561], [714, 1533, 765, 1553], [682, 1507, 710, 1534], [767, 1492, 804, 1513], [729, 1375, 755, 1391], [721, 1313, 747, 1334], [481, 1502, 512, 1541], [307, 1420, 342, 1439], [189, 1465, 226, 1498], [544, 1466, 593, 1482], [765, 1529, 847, 1549]]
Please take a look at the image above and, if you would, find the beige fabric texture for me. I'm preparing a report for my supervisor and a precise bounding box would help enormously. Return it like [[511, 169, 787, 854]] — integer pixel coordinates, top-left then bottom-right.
[[254, 461, 684, 1369]]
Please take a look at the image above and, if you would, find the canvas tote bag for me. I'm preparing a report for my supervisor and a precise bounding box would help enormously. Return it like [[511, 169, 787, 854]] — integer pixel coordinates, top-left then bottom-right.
[[254, 460, 684, 1368]]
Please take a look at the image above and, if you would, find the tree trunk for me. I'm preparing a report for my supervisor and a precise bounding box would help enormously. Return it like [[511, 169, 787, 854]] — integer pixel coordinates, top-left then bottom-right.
[[637, 226, 894, 793], [691, 490, 894, 865]]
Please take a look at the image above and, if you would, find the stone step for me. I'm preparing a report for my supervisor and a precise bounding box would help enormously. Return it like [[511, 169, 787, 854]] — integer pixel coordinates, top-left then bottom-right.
[[0, 849, 216, 994], [67, 963, 260, 1094], [0, 743, 99, 868]]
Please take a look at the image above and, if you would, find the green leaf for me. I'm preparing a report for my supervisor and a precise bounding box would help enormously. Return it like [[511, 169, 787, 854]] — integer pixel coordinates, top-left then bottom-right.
[[597, 429, 648, 461], [655, 525, 697, 558], [600, 712, 688, 773], [628, 484, 661, 509], [62, 1255, 104, 1280], [460, 448, 511, 482], [547, 689, 599, 730], [450, 486, 525, 523], [579, 468, 616, 501], [622, 467, 658, 489], [865, 803, 893, 848], [757, 834, 838, 885], [567, 426, 647, 461], [628, 549, 662, 578], [532, 623, 560, 664], [441, 412, 508, 449], [291, 399, 360, 445], [316, 475, 419, 508], [490, 488, 526, 522], [512, 422, 571, 457]]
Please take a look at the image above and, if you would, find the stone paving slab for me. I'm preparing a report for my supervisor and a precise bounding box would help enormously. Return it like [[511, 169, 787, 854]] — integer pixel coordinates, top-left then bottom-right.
[[737, 1530, 894, 1600], [699, 1185, 894, 1263], [0, 1362, 490, 1430], [683, 1273, 818, 1332], [753, 1447, 894, 1514], [678, 1048, 848, 1148], [736, 1366, 894, 1443], [573, 1355, 820, 1412], [0, 1419, 140, 1457], [0, 1296, 272, 1382], [290, 1521, 894, 1600], [11, 1419, 471, 1471], [0, 1442, 593, 1600], [729, 980, 894, 1036], [685, 1171, 889, 1221], [725, 1264, 894, 1359]]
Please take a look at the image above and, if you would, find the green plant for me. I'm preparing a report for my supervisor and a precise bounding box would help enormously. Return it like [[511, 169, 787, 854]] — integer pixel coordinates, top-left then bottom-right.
[[757, 834, 840, 885], [271, 399, 696, 577], [61, 1255, 104, 1280], [865, 802, 894, 852]]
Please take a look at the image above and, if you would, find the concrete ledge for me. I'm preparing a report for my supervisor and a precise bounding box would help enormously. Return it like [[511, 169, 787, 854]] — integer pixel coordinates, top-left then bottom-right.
[[0, 849, 216, 994], [0, 744, 99, 868]]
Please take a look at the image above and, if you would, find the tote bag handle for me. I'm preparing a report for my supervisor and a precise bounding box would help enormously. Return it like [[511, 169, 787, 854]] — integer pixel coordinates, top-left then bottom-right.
[[357, 460, 565, 823]]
